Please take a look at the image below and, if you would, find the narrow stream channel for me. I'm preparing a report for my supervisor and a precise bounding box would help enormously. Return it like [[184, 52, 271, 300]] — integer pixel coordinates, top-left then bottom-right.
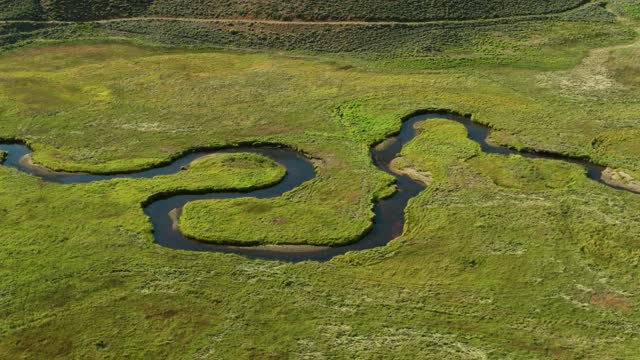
[[0, 112, 636, 262]]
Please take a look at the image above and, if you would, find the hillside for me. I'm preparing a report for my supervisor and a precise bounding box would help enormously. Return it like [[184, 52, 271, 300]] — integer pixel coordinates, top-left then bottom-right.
[[1, 0, 588, 22], [0, 0, 42, 20], [0, 1, 624, 69]]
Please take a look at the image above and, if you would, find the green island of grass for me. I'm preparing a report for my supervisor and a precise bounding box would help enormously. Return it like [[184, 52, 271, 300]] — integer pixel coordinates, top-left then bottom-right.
[[181, 152, 286, 191]]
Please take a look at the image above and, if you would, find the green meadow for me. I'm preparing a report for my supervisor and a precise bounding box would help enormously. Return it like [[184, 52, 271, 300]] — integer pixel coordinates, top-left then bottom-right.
[[0, 0, 639, 358]]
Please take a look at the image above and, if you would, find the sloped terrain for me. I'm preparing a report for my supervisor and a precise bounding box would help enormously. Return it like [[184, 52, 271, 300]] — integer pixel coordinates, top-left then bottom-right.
[[2, 0, 587, 22]]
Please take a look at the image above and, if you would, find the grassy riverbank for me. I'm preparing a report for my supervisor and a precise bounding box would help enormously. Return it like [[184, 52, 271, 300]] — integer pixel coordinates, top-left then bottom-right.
[[0, 1, 640, 358]]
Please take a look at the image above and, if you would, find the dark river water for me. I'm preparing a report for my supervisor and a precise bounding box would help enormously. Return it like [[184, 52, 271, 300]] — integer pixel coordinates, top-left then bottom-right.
[[0, 112, 635, 261]]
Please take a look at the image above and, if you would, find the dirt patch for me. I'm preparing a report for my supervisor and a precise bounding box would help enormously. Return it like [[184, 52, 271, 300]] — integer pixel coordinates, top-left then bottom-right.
[[601, 168, 640, 193], [535, 39, 639, 96], [168, 208, 182, 230], [589, 291, 632, 312], [117, 122, 171, 132], [389, 157, 432, 186], [572, 285, 633, 312], [374, 137, 397, 152], [18, 154, 69, 176]]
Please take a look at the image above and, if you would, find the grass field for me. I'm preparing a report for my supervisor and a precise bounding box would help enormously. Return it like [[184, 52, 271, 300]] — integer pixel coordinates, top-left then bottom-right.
[[0, 0, 640, 358]]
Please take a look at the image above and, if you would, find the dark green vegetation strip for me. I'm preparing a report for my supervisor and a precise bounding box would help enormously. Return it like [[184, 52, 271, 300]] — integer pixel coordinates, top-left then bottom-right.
[[1, 0, 588, 22], [0, 0, 43, 20], [144, 0, 587, 22]]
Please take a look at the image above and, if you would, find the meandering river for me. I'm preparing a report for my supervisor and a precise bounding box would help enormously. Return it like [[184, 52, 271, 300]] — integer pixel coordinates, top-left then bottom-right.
[[0, 112, 636, 261]]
